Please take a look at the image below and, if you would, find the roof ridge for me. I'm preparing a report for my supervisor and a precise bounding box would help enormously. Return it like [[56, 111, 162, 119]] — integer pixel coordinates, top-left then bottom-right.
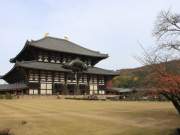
[[34, 36, 107, 56], [30, 37, 47, 43], [67, 41, 103, 54]]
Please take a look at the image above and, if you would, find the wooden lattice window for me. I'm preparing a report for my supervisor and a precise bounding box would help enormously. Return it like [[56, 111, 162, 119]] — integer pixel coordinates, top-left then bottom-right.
[[29, 70, 39, 82], [40, 83, 52, 95]]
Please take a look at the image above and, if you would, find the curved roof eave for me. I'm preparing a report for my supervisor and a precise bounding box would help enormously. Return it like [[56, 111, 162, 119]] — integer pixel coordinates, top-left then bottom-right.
[[8, 61, 117, 76], [85, 67, 119, 76], [0, 64, 17, 80], [17, 61, 72, 73], [0, 83, 28, 91], [10, 40, 30, 63]]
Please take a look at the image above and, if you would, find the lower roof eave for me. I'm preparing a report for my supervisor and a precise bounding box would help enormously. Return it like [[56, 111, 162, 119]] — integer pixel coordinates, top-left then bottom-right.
[[3, 61, 118, 77], [0, 83, 28, 91], [16, 61, 118, 75]]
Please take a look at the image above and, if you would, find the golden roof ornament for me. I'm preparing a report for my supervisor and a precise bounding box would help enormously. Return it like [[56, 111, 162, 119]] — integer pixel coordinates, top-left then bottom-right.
[[44, 32, 49, 37], [64, 36, 69, 40]]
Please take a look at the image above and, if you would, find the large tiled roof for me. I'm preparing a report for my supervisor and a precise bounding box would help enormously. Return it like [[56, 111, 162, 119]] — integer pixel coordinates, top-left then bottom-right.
[[0, 83, 27, 91], [16, 61, 70, 72], [1, 61, 117, 82], [30, 36, 108, 58], [10, 36, 108, 63], [15, 61, 117, 75]]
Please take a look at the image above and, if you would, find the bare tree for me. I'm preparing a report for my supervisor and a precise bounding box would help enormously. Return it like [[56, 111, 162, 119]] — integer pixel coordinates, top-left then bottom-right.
[[153, 10, 180, 51], [137, 10, 180, 114]]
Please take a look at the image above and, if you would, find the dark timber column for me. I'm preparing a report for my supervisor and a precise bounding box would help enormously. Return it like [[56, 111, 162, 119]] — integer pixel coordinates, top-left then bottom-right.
[[63, 73, 68, 95], [52, 72, 55, 95], [38, 70, 41, 95], [27, 69, 30, 95], [97, 75, 99, 95], [76, 72, 80, 95], [87, 75, 90, 95]]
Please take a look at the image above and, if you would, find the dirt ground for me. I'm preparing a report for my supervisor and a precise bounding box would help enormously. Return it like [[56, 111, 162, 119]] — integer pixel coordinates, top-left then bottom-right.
[[0, 99, 179, 135]]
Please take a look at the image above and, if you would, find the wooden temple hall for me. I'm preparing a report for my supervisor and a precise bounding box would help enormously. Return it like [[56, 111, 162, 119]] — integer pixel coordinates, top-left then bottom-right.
[[0, 36, 117, 95]]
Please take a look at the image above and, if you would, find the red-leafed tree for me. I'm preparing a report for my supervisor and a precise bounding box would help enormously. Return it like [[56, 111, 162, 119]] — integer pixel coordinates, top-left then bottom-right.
[[139, 10, 180, 114], [149, 63, 180, 114]]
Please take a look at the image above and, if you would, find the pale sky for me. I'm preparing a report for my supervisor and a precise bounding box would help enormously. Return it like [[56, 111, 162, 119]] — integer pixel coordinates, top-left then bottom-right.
[[0, 0, 180, 84]]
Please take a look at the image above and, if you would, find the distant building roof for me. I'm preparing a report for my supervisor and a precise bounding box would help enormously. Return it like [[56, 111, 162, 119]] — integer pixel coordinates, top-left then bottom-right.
[[0, 83, 27, 91], [108, 88, 134, 93]]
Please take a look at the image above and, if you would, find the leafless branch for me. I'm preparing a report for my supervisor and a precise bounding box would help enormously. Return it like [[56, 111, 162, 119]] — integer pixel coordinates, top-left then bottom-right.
[[153, 10, 180, 51]]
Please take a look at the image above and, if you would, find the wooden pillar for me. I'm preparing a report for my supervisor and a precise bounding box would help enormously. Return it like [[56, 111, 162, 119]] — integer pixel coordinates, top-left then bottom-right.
[[52, 71, 55, 95], [27, 69, 30, 95], [38, 70, 41, 95], [63, 73, 68, 95], [97, 75, 99, 95], [76, 72, 80, 95], [87, 74, 90, 95]]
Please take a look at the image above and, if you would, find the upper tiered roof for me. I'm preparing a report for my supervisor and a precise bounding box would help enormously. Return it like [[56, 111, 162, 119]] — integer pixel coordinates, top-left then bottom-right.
[[10, 36, 108, 62]]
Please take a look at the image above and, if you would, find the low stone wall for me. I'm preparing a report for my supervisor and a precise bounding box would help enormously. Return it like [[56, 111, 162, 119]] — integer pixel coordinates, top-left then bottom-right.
[[2, 94, 165, 101], [17, 95, 120, 100], [18, 95, 59, 99]]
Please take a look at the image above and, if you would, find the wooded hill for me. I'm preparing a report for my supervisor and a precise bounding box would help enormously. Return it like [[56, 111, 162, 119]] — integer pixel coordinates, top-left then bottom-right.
[[113, 60, 180, 88]]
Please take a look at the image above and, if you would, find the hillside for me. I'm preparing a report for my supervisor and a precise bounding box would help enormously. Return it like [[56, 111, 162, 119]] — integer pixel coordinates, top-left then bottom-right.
[[113, 60, 180, 88]]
